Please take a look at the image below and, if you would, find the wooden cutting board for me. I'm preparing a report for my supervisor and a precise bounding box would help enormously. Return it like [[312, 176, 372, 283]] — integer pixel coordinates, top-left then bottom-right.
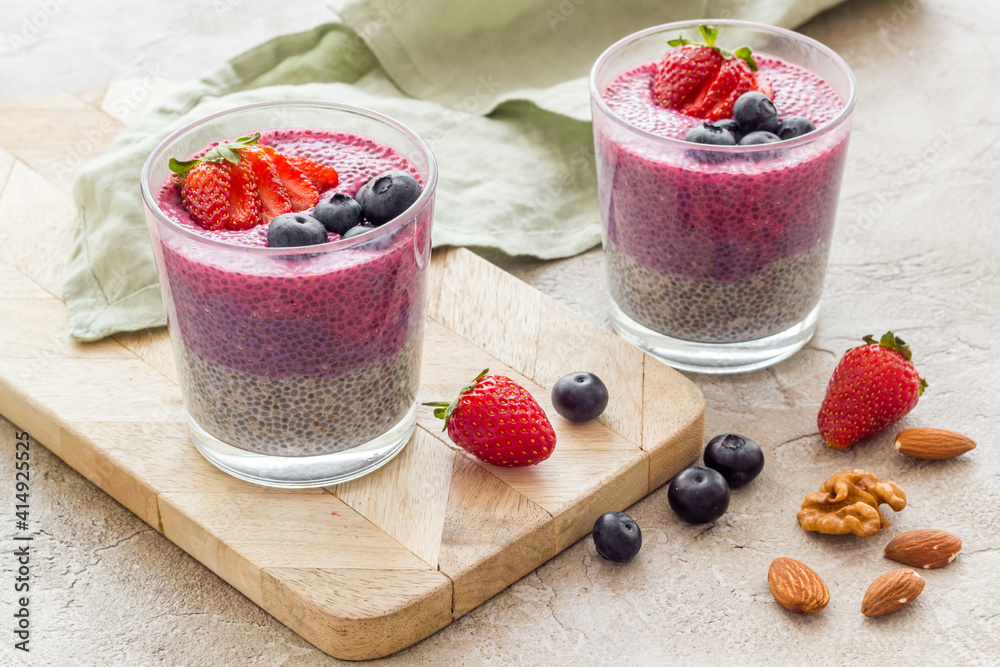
[[0, 89, 704, 660]]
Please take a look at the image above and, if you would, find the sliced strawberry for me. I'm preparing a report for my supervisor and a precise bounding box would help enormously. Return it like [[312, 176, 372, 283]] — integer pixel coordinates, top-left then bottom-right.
[[651, 24, 773, 121], [243, 146, 293, 223], [169, 132, 329, 230], [263, 147, 319, 211], [652, 44, 724, 110], [286, 155, 339, 192], [180, 162, 231, 230], [224, 156, 262, 230]]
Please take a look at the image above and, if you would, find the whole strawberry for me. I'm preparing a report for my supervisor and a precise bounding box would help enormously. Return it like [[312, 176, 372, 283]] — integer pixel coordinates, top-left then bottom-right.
[[818, 332, 928, 450], [425, 369, 556, 467]]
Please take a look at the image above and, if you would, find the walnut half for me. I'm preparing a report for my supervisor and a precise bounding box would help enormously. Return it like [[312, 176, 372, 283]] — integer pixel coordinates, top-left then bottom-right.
[[797, 469, 906, 537]]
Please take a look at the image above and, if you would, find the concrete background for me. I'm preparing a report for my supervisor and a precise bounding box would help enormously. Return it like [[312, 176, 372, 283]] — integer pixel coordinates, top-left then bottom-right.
[[1, 0, 999, 665]]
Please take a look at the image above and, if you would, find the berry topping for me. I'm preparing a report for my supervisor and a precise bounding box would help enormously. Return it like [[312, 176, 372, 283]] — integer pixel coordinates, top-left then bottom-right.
[[313, 193, 365, 235], [285, 155, 339, 192], [739, 130, 781, 146], [267, 148, 320, 211], [242, 145, 293, 222], [652, 24, 773, 121], [818, 332, 927, 450], [356, 170, 422, 225], [424, 369, 557, 467], [592, 511, 642, 563], [703, 433, 764, 489], [551, 372, 609, 422], [667, 466, 730, 525], [733, 91, 781, 134], [171, 134, 265, 231], [266, 212, 328, 248], [342, 223, 375, 240], [683, 123, 738, 146], [777, 115, 817, 140], [169, 132, 336, 231], [710, 118, 743, 143]]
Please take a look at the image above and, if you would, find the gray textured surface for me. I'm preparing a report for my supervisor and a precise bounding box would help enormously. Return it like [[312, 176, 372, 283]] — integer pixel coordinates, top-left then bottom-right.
[[2, 0, 999, 664]]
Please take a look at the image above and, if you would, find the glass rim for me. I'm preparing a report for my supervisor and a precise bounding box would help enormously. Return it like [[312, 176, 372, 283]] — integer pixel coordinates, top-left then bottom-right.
[[139, 99, 438, 257], [588, 19, 858, 153]]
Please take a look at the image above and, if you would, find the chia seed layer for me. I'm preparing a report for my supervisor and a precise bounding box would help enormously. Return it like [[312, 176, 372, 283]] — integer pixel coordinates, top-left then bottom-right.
[[606, 240, 829, 343], [155, 129, 431, 456], [598, 56, 848, 343]]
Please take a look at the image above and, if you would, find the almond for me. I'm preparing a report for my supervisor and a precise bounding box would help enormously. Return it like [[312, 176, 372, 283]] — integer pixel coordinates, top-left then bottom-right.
[[884, 529, 961, 569], [895, 427, 976, 460], [768, 557, 830, 614], [861, 568, 925, 617]]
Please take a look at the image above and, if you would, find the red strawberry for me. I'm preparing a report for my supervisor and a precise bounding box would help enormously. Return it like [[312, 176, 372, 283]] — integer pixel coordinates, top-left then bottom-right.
[[652, 24, 772, 121], [179, 161, 231, 231], [818, 332, 928, 450], [425, 369, 557, 467], [243, 145, 293, 222], [224, 154, 262, 230], [265, 147, 320, 210], [286, 155, 340, 192], [169, 132, 332, 229]]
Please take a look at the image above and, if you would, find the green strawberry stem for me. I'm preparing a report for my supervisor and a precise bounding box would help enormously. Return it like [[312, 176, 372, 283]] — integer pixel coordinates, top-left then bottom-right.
[[168, 132, 262, 180], [422, 368, 489, 431], [863, 331, 928, 395], [667, 24, 759, 71]]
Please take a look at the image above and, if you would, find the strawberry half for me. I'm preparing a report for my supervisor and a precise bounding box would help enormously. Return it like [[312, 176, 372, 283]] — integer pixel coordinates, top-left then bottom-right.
[[652, 24, 772, 121], [425, 369, 557, 467], [818, 332, 928, 450]]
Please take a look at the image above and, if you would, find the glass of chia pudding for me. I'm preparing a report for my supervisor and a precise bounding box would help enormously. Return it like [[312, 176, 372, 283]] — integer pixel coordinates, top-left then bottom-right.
[[590, 20, 856, 373], [140, 101, 437, 487]]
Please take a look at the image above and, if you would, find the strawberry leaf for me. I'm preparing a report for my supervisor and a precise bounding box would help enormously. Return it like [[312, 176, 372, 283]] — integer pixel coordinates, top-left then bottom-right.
[[733, 46, 759, 72], [919, 377, 928, 395], [667, 36, 698, 47], [217, 146, 240, 163], [864, 331, 914, 361], [422, 369, 490, 430], [698, 25, 719, 46], [168, 157, 200, 179]]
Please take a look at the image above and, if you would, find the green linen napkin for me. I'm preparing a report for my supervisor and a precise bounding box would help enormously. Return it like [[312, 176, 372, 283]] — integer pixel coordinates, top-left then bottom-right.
[[65, 0, 845, 341]]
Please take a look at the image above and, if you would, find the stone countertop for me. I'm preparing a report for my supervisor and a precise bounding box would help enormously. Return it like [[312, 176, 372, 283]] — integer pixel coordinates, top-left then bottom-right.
[[1, 0, 998, 664]]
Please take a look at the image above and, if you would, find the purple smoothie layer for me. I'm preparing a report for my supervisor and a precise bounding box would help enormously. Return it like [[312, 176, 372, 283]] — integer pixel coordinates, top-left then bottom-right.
[[153, 129, 431, 455], [597, 55, 849, 342]]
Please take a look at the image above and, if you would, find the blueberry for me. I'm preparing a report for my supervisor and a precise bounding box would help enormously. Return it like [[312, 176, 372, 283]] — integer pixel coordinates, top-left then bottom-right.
[[739, 131, 782, 162], [342, 223, 375, 240], [266, 213, 328, 248], [356, 170, 422, 225], [683, 123, 737, 146], [703, 433, 764, 489], [710, 118, 743, 143], [733, 91, 780, 134], [313, 193, 364, 235], [683, 123, 736, 164], [551, 372, 609, 422], [739, 131, 781, 146], [667, 466, 730, 524], [592, 511, 642, 563], [777, 115, 817, 140]]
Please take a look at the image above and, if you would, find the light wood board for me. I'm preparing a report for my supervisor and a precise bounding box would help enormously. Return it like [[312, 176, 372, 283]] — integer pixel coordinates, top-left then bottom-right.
[[0, 88, 705, 660]]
